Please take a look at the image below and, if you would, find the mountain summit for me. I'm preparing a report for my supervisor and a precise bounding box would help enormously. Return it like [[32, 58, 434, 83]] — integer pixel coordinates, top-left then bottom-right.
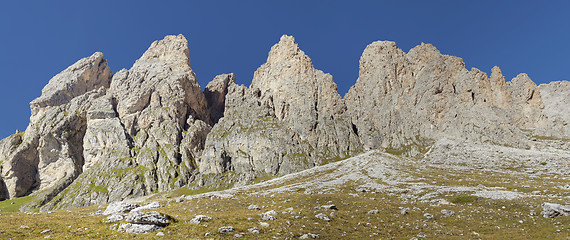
[[0, 34, 568, 211]]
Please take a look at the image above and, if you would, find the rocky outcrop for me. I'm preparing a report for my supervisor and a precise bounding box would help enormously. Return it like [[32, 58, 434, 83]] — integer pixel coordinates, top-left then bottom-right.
[[204, 73, 235, 124], [0, 52, 111, 204], [199, 35, 361, 179], [344, 41, 548, 153], [41, 35, 212, 210], [538, 81, 570, 138], [0, 33, 567, 211], [0, 35, 213, 210]]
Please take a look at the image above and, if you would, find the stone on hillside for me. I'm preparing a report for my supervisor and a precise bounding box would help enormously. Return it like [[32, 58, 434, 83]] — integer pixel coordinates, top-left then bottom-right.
[[126, 211, 171, 227], [190, 215, 212, 224], [315, 213, 331, 221], [541, 202, 570, 218], [118, 223, 163, 234], [103, 202, 140, 215], [248, 204, 261, 210], [260, 213, 277, 221], [105, 214, 124, 223], [300, 233, 320, 239], [321, 204, 337, 210], [248, 227, 260, 234], [132, 202, 163, 212], [218, 226, 235, 234], [400, 207, 409, 215], [367, 209, 379, 214], [441, 209, 455, 217]]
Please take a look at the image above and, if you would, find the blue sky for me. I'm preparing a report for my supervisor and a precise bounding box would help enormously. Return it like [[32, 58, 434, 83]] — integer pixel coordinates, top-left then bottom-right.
[[0, 1, 568, 139]]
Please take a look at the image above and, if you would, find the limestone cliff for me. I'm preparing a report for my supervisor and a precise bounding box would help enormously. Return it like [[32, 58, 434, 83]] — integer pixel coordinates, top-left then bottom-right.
[[344, 41, 549, 154], [537, 81, 570, 138], [199, 35, 361, 180], [0, 34, 567, 211], [0, 35, 212, 210]]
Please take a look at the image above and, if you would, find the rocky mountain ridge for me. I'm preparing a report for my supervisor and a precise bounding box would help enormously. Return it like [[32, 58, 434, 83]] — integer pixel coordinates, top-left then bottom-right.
[[0, 34, 568, 211]]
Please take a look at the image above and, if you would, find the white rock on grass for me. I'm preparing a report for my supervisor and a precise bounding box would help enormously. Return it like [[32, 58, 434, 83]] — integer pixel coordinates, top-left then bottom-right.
[[321, 204, 337, 210], [259, 222, 270, 227], [132, 202, 162, 212], [260, 210, 278, 221], [441, 209, 455, 217], [218, 226, 235, 234], [260, 213, 277, 221], [103, 202, 140, 215], [300, 233, 320, 239], [248, 205, 261, 210], [248, 227, 260, 234], [541, 202, 570, 218], [315, 213, 331, 222], [105, 214, 124, 223], [367, 210, 379, 214], [190, 215, 212, 224], [118, 223, 163, 234], [126, 211, 170, 226], [424, 213, 434, 219]]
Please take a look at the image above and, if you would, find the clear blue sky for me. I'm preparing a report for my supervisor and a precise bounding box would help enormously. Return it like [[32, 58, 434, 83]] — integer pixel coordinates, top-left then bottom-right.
[[0, 1, 568, 139]]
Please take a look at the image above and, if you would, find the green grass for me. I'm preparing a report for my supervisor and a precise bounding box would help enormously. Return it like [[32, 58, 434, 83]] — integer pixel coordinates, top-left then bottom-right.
[[88, 183, 109, 193], [251, 172, 275, 184], [2, 187, 567, 239], [0, 196, 36, 212], [450, 194, 478, 204]]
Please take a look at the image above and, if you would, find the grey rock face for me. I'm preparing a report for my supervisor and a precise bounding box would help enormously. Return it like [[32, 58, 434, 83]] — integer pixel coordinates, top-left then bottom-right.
[[204, 73, 235, 124], [0, 52, 111, 206], [538, 81, 570, 138], [0, 35, 212, 210], [29, 52, 112, 113], [200, 35, 361, 179], [0, 33, 567, 213], [41, 35, 211, 210], [345, 41, 547, 153]]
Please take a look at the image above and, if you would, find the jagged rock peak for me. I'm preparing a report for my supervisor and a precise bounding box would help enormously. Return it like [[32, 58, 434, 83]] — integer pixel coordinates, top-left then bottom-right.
[[111, 34, 208, 123], [264, 35, 312, 66], [138, 34, 192, 70], [346, 39, 546, 152], [30, 52, 112, 114]]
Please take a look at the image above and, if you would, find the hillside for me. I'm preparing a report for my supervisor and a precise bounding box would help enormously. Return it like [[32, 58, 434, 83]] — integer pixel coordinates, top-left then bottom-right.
[[0, 34, 568, 238]]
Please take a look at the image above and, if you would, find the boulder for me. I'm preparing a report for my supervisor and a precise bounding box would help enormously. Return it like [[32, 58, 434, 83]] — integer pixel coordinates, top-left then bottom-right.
[[541, 202, 570, 218]]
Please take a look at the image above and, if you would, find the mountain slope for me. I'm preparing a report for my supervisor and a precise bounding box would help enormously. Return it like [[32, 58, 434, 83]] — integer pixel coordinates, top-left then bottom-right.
[[0, 34, 568, 213]]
